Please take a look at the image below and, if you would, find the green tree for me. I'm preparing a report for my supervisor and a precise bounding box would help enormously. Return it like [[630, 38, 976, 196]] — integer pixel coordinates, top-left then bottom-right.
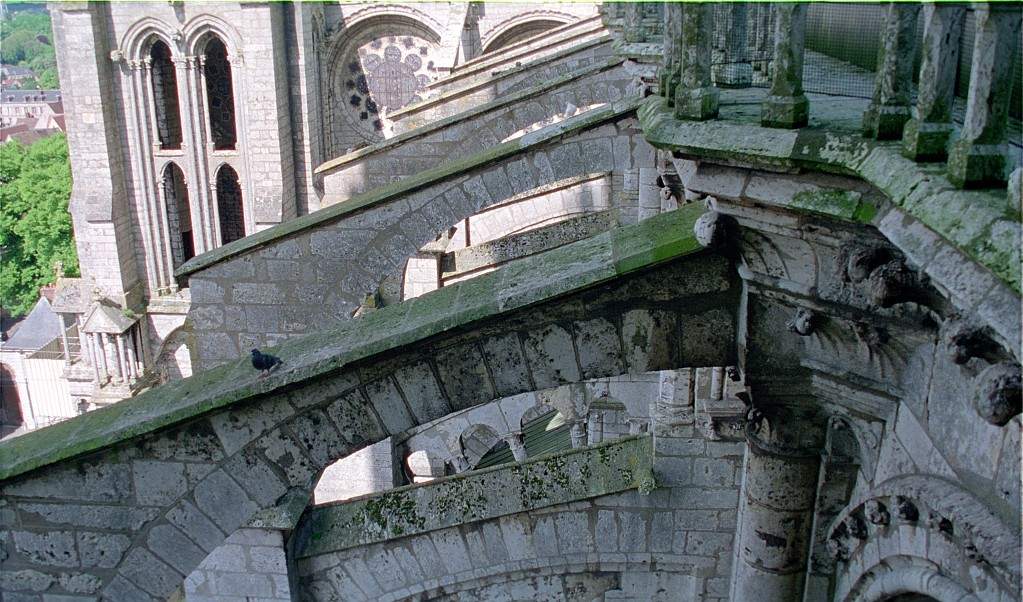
[[0, 10, 59, 88], [0, 135, 78, 317]]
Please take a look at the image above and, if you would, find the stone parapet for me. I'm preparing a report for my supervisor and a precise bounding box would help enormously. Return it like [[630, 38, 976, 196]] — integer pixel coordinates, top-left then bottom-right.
[[639, 96, 1020, 297], [294, 435, 653, 557]]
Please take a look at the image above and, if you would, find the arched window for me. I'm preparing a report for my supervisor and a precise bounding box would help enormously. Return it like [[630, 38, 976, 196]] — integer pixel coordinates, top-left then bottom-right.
[[149, 40, 182, 150], [0, 364, 23, 428], [215, 165, 245, 245], [203, 37, 237, 150], [162, 163, 195, 268]]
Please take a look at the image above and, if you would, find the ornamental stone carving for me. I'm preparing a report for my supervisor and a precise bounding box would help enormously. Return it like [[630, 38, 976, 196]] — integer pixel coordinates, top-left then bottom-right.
[[972, 362, 1022, 426]]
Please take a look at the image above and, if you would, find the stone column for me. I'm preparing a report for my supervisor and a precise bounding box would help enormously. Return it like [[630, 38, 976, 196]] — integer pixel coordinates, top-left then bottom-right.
[[58, 315, 71, 366], [947, 4, 1021, 188], [623, 1, 644, 43], [660, 2, 683, 106], [86, 333, 102, 383], [714, 3, 752, 87], [114, 334, 128, 384], [587, 411, 605, 445], [761, 4, 808, 129], [710, 366, 725, 401], [503, 432, 528, 462], [730, 404, 825, 601], [675, 2, 719, 121], [752, 3, 774, 84], [902, 4, 965, 160], [569, 421, 587, 448], [863, 3, 921, 139]]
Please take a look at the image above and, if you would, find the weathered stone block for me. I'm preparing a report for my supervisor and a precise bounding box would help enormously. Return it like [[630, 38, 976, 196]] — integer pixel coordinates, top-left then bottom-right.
[[523, 324, 581, 388], [194, 469, 259, 534], [434, 343, 496, 411]]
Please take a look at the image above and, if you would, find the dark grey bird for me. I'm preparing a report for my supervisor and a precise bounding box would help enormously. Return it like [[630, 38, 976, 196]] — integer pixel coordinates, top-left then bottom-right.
[[251, 348, 282, 378]]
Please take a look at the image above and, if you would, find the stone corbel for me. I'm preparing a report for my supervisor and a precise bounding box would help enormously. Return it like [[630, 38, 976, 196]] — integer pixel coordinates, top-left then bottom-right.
[[972, 362, 1021, 426]]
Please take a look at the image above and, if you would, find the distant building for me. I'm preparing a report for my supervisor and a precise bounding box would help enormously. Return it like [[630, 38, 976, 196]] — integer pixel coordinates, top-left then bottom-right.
[[0, 295, 76, 438], [0, 88, 62, 128], [0, 64, 36, 88], [0, 88, 64, 143]]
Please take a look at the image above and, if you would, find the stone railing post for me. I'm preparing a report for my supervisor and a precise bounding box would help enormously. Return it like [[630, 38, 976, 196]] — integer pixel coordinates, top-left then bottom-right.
[[714, 3, 752, 87], [947, 4, 1021, 188], [863, 3, 921, 139], [675, 2, 719, 121], [660, 2, 683, 105], [624, 1, 644, 43], [902, 4, 965, 160], [730, 404, 825, 601], [761, 3, 808, 128], [503, 432, 528, 462]]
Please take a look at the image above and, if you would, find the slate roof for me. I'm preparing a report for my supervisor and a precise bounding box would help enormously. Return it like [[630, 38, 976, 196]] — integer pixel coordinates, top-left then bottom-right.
[[2, 297, 62, 352]]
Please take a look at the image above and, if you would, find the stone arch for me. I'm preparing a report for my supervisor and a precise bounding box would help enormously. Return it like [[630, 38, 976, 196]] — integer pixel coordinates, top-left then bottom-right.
[[0, 362, 23, 429], [336, 4, 445, 40], [118, 17, 179, 59], [152, 325, 193, 383], [519, 403, 558, 430], [827, 475, 1018, 602], [214, 164, 244, 245], [183, 14, 243, 58], [3, 247, 735, 599], [294, 502, 713, 600], [481, 15, 572, 55], [161, 162, 195, 270], [322, 13, 443, 152], [185, 112, 652, 367], [198, 34, 237, 150], [148, 39, 183, 150], [845, 563, 978, 602]]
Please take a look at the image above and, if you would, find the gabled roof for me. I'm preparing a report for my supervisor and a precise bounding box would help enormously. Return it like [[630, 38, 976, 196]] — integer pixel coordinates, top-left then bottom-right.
[[81, 300, 136, 334], [2, 297, 62, 352]]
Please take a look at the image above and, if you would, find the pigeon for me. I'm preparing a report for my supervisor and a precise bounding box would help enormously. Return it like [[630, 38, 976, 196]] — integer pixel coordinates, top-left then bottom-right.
[[251, 348, 282, 378]]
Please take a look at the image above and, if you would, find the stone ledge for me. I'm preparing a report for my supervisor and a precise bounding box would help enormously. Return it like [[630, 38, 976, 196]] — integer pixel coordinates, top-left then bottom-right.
[[293, 435, 652, 558], [178, 97, 642, 279], [639, 96, 1020, 294], [0, 205, 705, 482], [388, 34, 614, 121], [314, 56, 626, 175]]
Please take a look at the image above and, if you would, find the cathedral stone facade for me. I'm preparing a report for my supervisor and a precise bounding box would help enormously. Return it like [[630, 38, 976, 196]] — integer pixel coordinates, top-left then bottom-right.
[[1, 2, 1020, 601]]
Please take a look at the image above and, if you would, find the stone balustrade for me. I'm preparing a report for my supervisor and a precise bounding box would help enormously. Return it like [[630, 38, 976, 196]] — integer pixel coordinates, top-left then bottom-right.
[[660, 2, 1021, 187]]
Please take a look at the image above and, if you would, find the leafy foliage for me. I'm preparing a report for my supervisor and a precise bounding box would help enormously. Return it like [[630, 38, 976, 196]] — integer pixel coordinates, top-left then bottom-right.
[[0, 9, 59, 89], [0, 135, 78, 317]]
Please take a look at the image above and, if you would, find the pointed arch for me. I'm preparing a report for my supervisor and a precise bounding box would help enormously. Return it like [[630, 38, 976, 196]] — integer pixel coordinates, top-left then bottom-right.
[[148, 39, 183, 150], [215, 164, 245, 245], [161, 162, 195, 269]]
